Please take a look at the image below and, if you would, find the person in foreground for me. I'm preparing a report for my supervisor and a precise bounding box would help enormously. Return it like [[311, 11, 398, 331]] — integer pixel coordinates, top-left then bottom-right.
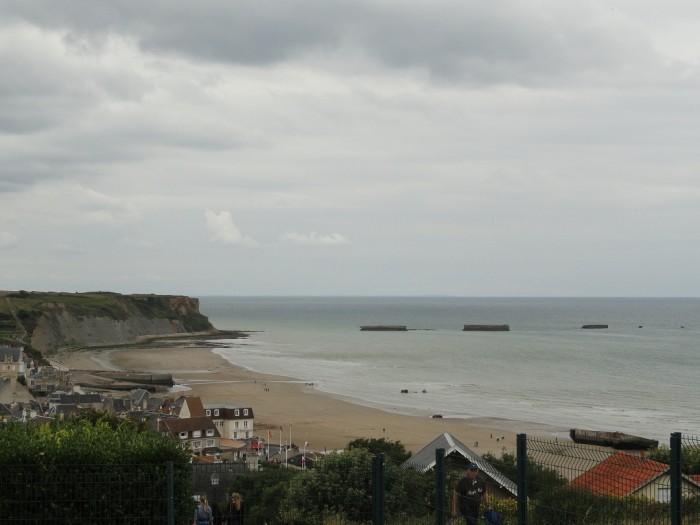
[[226, 492, 244, 524], [193, 495, 213, 525], [452, 463, 491, 525]]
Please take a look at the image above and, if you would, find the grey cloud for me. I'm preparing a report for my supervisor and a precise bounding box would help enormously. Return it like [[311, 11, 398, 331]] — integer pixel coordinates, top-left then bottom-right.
[[2, 0, 653, 85]]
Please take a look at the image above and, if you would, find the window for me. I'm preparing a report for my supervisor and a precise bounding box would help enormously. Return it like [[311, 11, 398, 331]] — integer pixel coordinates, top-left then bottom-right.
[[206, 429, 215, 437], [206, 410, 211, 416], [234, 409, 239, 416], [658, 487, 670, 503], [178, 431, 188, 440], [214, 409, 219, 416], [193, 430, 202, 438], [243, 421, 248, 428], [206, 439, 214, 447], [192, 441, 201, 449], [235, 422, 239, 429], [243, 409, 249, 416]]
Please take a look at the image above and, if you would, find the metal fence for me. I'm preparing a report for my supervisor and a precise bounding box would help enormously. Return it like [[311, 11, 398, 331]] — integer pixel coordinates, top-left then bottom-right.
[[0, 462, 182, 524], [2, 433, 700, 524], [522, 432, 700, 525]]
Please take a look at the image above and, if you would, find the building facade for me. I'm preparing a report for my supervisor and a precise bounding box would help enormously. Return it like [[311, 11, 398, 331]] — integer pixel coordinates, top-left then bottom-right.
[[204, 404, 255, 440]]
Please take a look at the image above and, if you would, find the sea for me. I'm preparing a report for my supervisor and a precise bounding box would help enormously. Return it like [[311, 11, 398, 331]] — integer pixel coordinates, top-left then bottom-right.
[[198, 297, 700, 443]]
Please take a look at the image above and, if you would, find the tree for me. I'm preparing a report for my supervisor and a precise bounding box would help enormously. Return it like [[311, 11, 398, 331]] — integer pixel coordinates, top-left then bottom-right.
[[279, 447, 434, 524], [481, 450, 567, 500], [0, 413, 193, 524], [346, 437, 411, 464], [648, 445, 700, 474]]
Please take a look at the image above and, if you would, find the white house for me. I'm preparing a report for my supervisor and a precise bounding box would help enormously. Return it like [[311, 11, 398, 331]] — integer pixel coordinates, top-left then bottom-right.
[[204, 403, 255, 440]]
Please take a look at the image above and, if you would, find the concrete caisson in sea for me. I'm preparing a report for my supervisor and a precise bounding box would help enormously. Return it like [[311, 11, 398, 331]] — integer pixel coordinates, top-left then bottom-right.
[[463, 324, 510, 331], [360, 325, 407, 331], [570, 429, 658, 450]]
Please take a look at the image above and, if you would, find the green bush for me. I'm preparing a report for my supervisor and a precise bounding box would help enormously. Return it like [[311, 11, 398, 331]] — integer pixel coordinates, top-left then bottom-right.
[[0, 413, 193, 524]]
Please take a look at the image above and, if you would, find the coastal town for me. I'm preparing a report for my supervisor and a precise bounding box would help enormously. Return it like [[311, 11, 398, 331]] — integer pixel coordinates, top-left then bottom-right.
[[0, 341, 287, 469]]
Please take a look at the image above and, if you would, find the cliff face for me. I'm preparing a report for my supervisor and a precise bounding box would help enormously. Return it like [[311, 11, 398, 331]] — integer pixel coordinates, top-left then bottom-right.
[[30, 311, 187, 353], [1, 291, 214, 354]]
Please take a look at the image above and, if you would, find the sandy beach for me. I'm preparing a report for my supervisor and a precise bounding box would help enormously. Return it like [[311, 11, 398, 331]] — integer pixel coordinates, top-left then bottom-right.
[[57, 339, 567, 456]]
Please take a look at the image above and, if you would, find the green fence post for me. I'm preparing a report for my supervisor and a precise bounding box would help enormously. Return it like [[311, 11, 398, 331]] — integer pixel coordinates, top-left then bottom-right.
[[435, 448, 446, 525], [516, 434, 527, 525], [167, 461, 174, 525], [373, 453, 385, 525], [670, 432, 682, 525]]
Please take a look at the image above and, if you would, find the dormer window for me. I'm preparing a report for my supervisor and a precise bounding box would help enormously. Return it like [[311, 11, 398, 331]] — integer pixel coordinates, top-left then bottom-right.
[[206, 429, 215, 437], [206, 410, 211, 416], [243, 409, 249, 416], [234, 409, 239, 416], [214, 409, 219, 417], [178, 431, 188, 440], [193, 430, 202, 438]]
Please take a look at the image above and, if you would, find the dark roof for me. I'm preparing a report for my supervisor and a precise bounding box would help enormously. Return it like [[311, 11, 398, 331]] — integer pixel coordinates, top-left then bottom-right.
[[204, 405, 255, 419], [162, 416, 221, 437], [53, 393, 103, 405], [130, 388, 150, 406], [0, 347, 21, 362]]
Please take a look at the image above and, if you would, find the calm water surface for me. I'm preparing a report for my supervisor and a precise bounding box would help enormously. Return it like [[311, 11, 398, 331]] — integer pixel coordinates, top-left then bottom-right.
[[199, 297, 700, 442]]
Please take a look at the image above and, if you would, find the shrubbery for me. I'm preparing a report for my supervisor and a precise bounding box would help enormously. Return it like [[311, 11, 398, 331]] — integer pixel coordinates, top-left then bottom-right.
[[0, 413, 193, 524]]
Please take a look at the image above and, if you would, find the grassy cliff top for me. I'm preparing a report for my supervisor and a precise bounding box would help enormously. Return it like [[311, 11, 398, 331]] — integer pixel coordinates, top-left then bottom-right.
[[0, 290, 214, 342]]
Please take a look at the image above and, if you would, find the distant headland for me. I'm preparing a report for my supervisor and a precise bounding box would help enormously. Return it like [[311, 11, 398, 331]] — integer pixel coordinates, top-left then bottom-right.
[[0, 290, 238, 356]]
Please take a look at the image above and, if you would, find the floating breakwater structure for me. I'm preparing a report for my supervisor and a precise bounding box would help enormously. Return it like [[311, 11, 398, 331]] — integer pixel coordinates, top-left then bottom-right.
[[360, 325, 408, 331], [463, 324, 510, 331]]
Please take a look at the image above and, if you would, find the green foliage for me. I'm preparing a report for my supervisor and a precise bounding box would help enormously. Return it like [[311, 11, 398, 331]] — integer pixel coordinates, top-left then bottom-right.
[[346, 437, 412, 464], [531, 488, 669, 525], [384, 458, 435, 522], [216, 462, 301, 524], [278, 448, 434, 525], [648, 445, 700, 474], [481, 450, 567, 500], [0, 413, 193, 523]]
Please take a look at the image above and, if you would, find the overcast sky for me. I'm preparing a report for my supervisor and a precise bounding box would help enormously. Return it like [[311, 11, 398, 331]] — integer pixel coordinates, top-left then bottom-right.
[[2, 1, 699, 297]]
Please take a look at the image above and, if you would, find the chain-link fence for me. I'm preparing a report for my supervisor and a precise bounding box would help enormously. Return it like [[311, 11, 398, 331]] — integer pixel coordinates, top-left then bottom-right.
[[523, 433, 700, 525], [3, 434, 700, 524], [0, 462, 190, 524]]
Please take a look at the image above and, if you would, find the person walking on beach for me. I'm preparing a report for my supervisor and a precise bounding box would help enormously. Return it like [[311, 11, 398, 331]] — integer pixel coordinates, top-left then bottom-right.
[[225, 492, 244, 525], [452, 463, 491, 525], [193, 495, 213, 525]]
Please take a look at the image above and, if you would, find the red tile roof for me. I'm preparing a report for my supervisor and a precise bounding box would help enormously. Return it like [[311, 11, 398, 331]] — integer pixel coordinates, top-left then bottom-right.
[[184, 396, 206, 418], [568, 453, 669, 497]]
